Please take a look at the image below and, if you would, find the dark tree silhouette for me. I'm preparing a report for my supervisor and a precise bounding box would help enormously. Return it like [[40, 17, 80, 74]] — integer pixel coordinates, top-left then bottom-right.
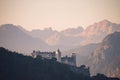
[[0, 47, 119, 80]]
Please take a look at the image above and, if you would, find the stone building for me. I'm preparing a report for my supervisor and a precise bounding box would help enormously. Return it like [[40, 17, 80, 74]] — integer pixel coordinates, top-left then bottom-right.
[[61, 53, 76, 66], [31, 49, 76, 66]]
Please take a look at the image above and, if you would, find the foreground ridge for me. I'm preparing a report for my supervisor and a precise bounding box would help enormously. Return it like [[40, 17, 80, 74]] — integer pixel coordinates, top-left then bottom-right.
[[0, 47, 119, 80]]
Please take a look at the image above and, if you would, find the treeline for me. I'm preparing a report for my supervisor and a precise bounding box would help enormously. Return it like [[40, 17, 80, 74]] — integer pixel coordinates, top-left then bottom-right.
[[0, 47, 119, 80]]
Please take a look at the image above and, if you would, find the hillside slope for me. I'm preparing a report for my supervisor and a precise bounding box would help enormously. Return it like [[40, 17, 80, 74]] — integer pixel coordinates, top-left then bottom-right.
[[0, 47, 119, 80], [0, 24, 49, 54], [88, 32, 120, 78]]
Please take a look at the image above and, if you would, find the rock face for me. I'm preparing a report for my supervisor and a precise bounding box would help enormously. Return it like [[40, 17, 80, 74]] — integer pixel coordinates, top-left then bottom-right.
[[88, 32, 120, 78], [81, 20, 120, 45], [61, 27, 84, 36]]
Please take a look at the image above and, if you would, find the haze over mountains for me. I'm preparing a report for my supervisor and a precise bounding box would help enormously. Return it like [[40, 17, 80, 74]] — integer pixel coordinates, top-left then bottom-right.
[[0, 20, 120, 78], [63, 43, 99, 66], [87, 32, 120, 78], [0, 24, 49, 54], [81, 20, 120, 45], [0, 20, 120, 55]]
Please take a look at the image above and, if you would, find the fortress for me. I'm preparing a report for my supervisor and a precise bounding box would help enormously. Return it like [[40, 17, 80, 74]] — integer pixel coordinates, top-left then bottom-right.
[[31, 49, 76, 66]]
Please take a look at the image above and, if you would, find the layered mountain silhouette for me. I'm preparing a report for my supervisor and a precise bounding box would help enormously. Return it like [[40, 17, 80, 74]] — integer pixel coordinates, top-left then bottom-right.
[[30, 27, 84, 49], [0, 20, 120, 54], [29, 20, 120, 47], [0, 20, 120, 78], [0, 24, 49, 54], [87, 32, 120, 78], [81, 20, 120, 45]]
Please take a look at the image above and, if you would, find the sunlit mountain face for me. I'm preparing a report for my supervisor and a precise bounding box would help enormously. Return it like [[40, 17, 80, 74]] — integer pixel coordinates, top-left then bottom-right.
[[87, 32, 120, 78], [30, 20, 120, 47]]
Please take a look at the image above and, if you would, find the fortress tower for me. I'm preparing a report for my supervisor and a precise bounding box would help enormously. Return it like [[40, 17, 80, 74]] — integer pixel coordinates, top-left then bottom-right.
[[55, 49, 61, 62], [31, 50, 37, 58], [72, 53, 76, 66]]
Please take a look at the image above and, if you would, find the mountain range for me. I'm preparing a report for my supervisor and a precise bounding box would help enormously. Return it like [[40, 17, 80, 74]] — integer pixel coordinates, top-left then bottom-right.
[[0, 20, 120, 78], [87, 32, 120, 78], [80, 20, 120, 45], [0, 24, 49, 54], [0, 20, 120, 55]]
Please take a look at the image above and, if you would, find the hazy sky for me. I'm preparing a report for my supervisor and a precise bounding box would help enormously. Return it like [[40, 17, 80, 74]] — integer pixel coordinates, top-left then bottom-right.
[[0, 0, 120, 31]]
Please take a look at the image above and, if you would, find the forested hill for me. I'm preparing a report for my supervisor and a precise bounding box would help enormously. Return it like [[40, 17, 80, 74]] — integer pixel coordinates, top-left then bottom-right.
[[0, 47, 119, 80]]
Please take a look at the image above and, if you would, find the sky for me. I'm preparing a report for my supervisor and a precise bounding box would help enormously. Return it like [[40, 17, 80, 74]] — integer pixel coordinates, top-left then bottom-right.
[[0, 0, 120, 31]]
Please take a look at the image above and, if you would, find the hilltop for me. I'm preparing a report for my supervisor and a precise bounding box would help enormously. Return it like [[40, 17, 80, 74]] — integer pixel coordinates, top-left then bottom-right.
[[0, 47, 119, 80]]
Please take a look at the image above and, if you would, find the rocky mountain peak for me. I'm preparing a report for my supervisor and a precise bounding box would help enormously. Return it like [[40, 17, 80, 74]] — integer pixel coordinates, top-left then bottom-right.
[[99, 19, 111, 24]]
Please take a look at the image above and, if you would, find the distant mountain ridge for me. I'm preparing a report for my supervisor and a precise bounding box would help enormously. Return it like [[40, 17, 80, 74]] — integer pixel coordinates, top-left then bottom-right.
[[0, 20, 120, 54], [87, 32, 120, 78], [0, 24, 49, 54], [62, 43, 99, 66], [80, 20, 120, 45], [30, 20, 120, 47]]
